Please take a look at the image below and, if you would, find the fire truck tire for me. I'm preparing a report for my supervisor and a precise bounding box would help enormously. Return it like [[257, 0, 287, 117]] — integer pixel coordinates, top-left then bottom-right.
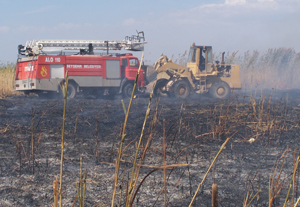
[[209, 81, 231, 99], [66, 83, 77, 99], [122, 83, 134, 98], [153, 79, 169, 97], [171, 80, 190, 99]]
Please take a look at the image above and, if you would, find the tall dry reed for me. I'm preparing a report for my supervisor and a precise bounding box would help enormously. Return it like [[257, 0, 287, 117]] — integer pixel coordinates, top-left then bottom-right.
[[0, 61, 17, 97], [214, 48, 300, 89]]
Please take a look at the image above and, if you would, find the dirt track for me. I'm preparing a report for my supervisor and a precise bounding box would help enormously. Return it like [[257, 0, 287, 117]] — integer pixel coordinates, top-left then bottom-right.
[[1, 90, 300, 206]]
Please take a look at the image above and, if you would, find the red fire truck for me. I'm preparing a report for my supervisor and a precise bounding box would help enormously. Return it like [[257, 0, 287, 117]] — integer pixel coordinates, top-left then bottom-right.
[[14, 32, 147, 99]]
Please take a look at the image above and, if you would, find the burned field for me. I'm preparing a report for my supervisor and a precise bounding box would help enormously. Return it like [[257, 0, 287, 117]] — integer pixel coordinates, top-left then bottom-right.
[[1, 90, 300, 206]]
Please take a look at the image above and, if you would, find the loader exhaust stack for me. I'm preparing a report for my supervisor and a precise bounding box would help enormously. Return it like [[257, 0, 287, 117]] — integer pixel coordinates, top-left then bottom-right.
[[221, 52, 225, 64]]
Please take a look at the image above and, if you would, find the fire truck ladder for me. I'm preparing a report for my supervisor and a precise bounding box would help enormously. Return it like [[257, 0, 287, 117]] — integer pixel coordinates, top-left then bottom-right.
[[19, 31, 146, 56]]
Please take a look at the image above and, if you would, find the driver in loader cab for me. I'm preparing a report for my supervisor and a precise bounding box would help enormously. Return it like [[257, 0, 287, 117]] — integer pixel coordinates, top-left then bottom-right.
[[199, 51, 205, 72]]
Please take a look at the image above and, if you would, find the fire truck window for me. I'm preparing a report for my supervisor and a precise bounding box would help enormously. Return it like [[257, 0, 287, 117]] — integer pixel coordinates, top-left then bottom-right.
[[129, 59, 138, 67], [122, 59, 128, 67]]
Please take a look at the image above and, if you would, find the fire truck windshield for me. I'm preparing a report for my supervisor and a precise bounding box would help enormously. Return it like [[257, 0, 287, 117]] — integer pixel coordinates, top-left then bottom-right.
[[129, 58, 138, 67]]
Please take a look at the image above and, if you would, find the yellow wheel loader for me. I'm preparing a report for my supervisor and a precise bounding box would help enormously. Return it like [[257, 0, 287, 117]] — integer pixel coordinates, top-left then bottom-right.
[[152, 44, 242, 99]]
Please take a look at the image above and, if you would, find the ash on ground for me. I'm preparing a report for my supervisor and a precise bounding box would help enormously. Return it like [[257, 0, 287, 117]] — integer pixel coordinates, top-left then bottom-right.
[[1, 89, 300, 206]]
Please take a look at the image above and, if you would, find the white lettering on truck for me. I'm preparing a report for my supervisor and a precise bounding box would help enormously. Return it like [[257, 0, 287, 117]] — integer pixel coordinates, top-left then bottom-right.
[[45, 57, 53, 62], [67, 65, 101, 69], [24, 66, 34, 71]]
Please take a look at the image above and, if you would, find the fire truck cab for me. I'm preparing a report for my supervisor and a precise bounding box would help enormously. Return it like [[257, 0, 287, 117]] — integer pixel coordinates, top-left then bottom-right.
[[14, 32, 147, 99]]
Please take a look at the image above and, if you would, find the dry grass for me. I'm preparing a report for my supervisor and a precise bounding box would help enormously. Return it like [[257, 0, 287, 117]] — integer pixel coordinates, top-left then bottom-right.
[[0, 61, 18, 98], [214, 48, 300, 89]]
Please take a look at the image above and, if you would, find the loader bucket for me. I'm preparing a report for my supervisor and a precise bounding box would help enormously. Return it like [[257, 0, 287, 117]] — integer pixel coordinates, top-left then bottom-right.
[[142, 65, 157, 85]]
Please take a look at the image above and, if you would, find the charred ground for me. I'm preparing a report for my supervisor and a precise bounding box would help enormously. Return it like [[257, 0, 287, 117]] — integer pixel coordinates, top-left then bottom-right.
[[1, 90, 300, 206]]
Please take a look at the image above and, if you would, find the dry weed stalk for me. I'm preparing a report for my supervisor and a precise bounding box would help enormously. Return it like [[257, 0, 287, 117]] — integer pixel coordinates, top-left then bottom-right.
[[283, 150, 300, 207], [189, 135, 233, 207], [125, 82, 154, 206], [75, 157, 87, 207], [74, 108, 82, 143], [53, 177, 58, 207], [129, 164, 188, 206], [58, 71, 69, 207], [268, 148, 290, 207], [163, 119, 167, 207], [111, 53, 144, 207], [243, 172, 261, 207], [212, 183, 218, 207], [31, 107, 35, 174]]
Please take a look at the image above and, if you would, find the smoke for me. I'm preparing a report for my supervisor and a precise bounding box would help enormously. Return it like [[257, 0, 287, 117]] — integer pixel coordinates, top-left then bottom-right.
[[215, 48, 300, 89]]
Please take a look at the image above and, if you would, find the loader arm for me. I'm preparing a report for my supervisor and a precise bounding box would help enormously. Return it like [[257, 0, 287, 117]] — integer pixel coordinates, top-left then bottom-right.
[[156, 62, 187, 74]]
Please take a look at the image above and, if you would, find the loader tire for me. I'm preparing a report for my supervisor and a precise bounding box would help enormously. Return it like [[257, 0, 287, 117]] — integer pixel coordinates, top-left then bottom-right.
[[209, 81, 231, 99], [171, 80, 190, 99], [153, 79, 169, 97], [122, 83, 134, 98]]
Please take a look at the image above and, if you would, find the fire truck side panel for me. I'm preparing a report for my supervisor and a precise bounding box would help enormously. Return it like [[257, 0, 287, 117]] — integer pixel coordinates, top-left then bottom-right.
[[15, 55, 145, 95], [16, 60, 38, 80], [106, 60, 121, 79], [36, 79, 63, 91], [68, 76, 103, 87], [37, 65, 50, 79], [65, 56, 105, 77], [102, 78, 121, 87], [68, 59, 121, 87]]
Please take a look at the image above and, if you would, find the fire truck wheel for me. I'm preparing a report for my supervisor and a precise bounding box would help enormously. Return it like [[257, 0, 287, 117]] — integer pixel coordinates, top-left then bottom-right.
[[66, 83, 77, 99], [172, 80, 190, 99], [122, 83, 134, 98], [209, 81, 231, 99]]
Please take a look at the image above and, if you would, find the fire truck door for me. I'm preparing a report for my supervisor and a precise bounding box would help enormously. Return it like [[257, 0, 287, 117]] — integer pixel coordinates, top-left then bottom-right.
[[128, 58, 139, 78]]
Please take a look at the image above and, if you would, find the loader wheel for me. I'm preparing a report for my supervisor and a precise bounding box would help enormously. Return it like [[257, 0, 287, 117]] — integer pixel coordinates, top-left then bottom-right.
[[153, 79, 169, 97], [172, 80, 190, 99], [209, 81, 231, 99], [66, 83, 77, 99], [122, 83, 134, 98]]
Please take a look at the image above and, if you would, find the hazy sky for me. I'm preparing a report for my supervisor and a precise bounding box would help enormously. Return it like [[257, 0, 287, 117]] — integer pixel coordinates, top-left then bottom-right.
[[0, 0, 299, 64]]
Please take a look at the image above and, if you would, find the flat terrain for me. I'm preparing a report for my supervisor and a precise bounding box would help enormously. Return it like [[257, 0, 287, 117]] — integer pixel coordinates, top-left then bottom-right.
[[1, 90, 300, 206]]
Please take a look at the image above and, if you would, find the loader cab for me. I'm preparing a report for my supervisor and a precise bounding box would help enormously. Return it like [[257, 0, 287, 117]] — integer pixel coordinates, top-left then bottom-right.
[[187, 44, 213, 75]]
